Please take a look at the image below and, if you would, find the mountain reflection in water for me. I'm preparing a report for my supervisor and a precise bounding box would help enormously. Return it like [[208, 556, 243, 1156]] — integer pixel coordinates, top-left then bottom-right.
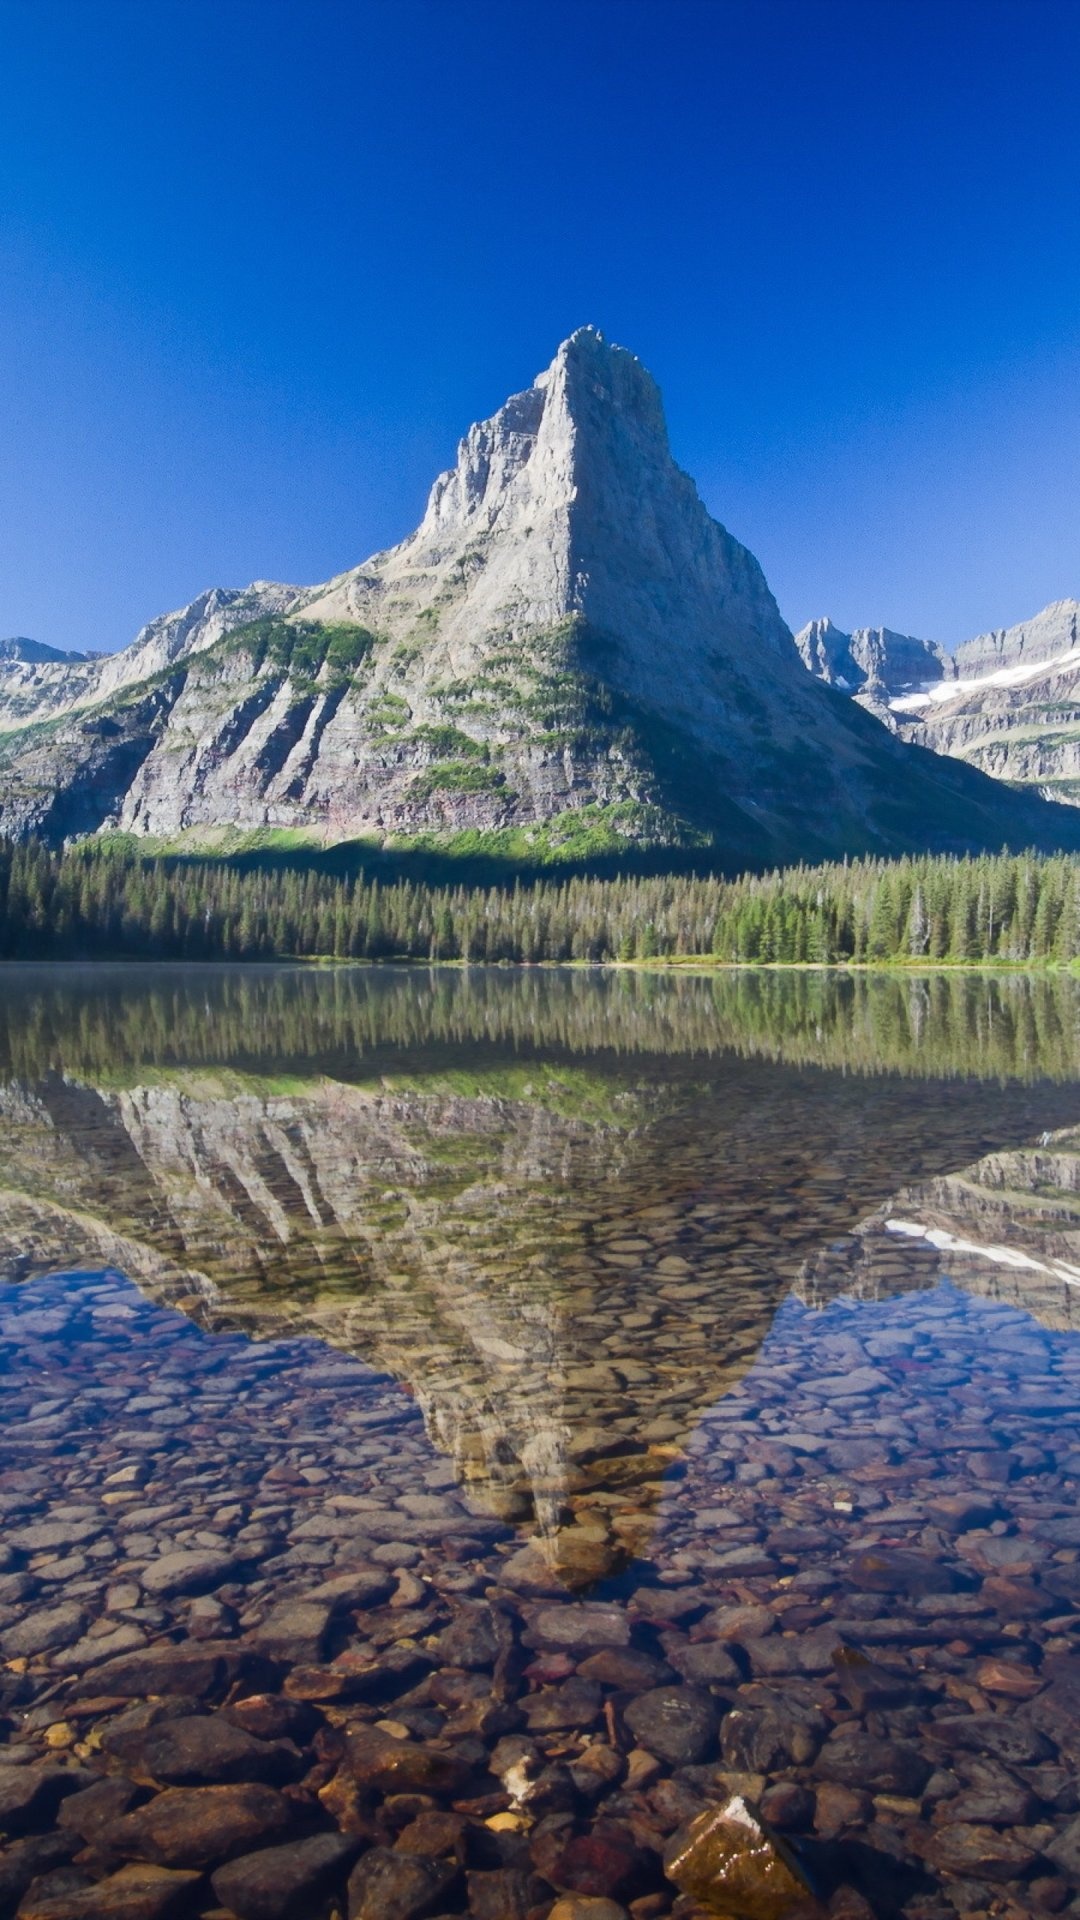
[[2, 965, 1080, 1587]]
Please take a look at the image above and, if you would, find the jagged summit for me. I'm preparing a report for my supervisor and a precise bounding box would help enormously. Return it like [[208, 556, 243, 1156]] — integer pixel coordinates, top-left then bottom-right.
[[794, 618, 854, 686], [299, 326, 795, 728], [798, 599, 1080, 807], [1, 337, 1080, 860], [794, 616, 951, 702], [417, 325, 669, 546]]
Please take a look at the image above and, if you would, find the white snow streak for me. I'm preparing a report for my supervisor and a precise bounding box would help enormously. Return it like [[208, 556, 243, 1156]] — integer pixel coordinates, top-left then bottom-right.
[[889, 646, 1080, 716]]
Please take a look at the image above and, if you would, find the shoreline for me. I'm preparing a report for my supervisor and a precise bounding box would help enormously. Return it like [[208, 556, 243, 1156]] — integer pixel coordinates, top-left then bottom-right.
[[2, 954, 1080, 974]]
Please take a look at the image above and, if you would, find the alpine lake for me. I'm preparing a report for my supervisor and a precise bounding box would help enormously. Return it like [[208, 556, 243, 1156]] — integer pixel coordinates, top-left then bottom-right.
[[3, 965, 1080, 1920]]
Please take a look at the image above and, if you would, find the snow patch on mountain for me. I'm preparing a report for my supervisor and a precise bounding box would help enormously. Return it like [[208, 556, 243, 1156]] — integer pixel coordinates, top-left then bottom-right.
[[891, 645, 1080, 714]]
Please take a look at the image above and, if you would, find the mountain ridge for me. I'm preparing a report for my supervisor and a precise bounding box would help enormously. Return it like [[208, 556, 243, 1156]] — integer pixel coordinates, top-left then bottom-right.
[[0, 636, 90, 666], [800, 599, 1080, 806], [3, 329, 1080, 864], [793, 617, 952, 727]]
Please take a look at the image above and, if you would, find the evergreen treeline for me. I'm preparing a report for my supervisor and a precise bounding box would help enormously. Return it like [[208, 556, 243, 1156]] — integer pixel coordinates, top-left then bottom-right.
[[3, 839, 1080, 966]]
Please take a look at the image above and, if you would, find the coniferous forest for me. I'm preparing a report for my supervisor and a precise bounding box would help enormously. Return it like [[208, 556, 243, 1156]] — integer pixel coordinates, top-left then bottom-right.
[[3, 838, 1080, 966]]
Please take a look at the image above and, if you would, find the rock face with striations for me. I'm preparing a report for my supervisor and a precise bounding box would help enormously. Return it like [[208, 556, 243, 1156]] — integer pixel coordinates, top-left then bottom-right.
[[802, 599, 1080, 807], [903, 599, 1080, 804], [793, 617, 952, 719], [952, 598, 1080, 680], [2, 329, 1079, 860]]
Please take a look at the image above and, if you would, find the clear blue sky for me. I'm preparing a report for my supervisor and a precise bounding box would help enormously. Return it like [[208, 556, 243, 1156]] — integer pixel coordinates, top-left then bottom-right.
[[2, 0, 1079, 654]]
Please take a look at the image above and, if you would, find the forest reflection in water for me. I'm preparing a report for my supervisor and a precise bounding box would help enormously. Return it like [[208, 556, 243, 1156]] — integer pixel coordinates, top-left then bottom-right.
[[1, 963, 1080, 1585], [2, 960, 1080, 1082]]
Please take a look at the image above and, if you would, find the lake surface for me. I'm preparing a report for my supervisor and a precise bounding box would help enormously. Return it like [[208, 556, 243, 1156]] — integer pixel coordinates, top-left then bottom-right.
[[3, 966, 1080, 1919]]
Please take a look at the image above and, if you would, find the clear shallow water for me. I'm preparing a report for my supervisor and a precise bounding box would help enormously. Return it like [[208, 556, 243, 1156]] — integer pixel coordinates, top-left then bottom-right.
[[3, 966, 1080, 1919]]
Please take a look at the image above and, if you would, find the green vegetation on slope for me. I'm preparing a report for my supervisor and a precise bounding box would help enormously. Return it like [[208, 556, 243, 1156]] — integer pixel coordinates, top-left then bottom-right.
[[408, 762, 510, 799], [210, 616, 377, 689]]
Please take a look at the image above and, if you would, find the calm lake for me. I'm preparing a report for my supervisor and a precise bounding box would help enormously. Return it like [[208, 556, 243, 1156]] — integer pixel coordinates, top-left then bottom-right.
[[3, 965, 1080, 1920]]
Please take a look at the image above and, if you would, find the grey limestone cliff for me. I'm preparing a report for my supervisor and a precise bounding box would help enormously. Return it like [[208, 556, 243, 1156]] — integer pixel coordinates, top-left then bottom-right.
[[3, 331, 1079, 861], [799, 600, 1080, 807], [953, 598, 1080, 679], [793, 616, 951, 711], [905, 600, 1080, 803]]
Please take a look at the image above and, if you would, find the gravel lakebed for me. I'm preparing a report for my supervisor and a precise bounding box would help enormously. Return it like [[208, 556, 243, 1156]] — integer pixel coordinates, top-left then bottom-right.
[[3, 1255, 1080, 1920]]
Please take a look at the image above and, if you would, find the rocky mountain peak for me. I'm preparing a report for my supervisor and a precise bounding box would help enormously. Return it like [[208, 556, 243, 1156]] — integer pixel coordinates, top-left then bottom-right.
[[544, 324, 667, 436], [301, 329, 796, 710], [0, 636, 87, 665], [797, 597, 1080, 808], [795, 617, 950, 701], [408, 328, 667, 549], [953, 598, 1080, 678], [3, 337, 1080, 860], [793, 617, 850, 682]]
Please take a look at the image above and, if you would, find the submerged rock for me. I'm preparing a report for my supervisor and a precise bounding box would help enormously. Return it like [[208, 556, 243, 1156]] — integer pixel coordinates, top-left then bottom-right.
[[346, 1844, 459, 1919], [663, 1795, 823, 1919], [139, 1550, 242, 1597], [104, 1712, 302, 1787], [16, 1862, 201, 1919], [622, 1686, 718, 1767], [342, 1725, 473, 1797], [920, 1821, 1039, 1882], [548, 1901, 630, 1920], [99, 1782, 292, 1869], [0, 1769, 87, 1836], [211, 1832, 361, 1919]]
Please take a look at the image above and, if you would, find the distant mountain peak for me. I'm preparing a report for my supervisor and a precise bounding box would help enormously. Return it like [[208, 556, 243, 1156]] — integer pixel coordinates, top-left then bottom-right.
[[795, 617, 950, 701], [954, 597, 1080, 677], [799, 596, 1080, 807], [0, 636, 87, 665]]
